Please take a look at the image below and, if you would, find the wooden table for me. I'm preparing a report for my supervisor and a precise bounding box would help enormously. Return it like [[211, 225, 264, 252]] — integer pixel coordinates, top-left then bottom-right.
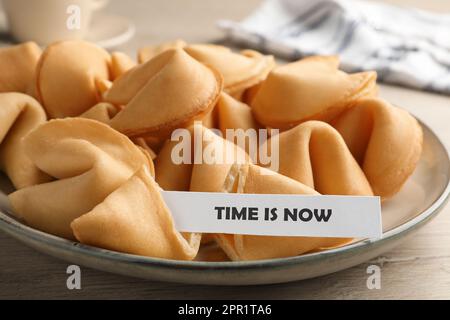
[[1, 0, 449, 299]]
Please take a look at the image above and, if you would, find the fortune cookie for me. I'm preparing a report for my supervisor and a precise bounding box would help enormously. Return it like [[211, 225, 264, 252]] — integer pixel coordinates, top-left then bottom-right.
[[241, 81, 263, 105], [154, 124, 249, 192], [155, 124, 249, 246], [0, 93, 50, 189], [36, 41, 111, 118], [134, 138, 158, 160], [0, 42, 41, 94], [105, 49, 223, 138], [184, 45, 275, 97], [139, 42, 275, 98], [95, 78, 113, 99], [0, 39, 424, 262], [261, 121, 373, 196], [251, 56, 377, 130], [80, 102, 122, 124], [71, 167, 201, 260], [155, 139, 193, 191], [80, 102, 162, 164], [189, 125, 249, 193], [216, 92, 261, 135], [111, 52, 136, 80], [332, 98, 423, 198], [81, 104, 162, 165], [138, 39, 187, 63], [215, 164, 350, 261], [9, 118, 151, 239]]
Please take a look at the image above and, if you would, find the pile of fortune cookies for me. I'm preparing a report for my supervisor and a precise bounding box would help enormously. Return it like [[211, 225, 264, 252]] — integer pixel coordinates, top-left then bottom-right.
[[0, 40, 423, 261]]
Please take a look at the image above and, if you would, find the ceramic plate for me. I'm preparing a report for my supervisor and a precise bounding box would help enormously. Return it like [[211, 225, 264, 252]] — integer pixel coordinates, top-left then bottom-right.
[[0, 121, 449, 286]]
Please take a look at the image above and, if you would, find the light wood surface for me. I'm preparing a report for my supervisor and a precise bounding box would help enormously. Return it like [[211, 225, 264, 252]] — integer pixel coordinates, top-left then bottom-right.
[[1, 0, 449, 300]]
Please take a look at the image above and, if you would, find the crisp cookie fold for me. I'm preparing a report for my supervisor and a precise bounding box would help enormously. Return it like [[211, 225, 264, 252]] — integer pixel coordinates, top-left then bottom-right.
[[216, 92, 261, 135], [111, 52, 136, 80], [80, 102, 122, 124], [80, 103, 158, 164], [0, 93, 49, 189], [138, 39, 187, 63]]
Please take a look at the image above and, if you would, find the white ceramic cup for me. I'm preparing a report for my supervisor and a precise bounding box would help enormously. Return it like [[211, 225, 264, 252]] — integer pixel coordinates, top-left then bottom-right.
[[2, 0, 109, 44]]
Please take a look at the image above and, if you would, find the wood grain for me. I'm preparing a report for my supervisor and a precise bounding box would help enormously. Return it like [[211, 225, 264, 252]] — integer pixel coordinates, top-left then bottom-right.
[[1, 0, 450, 299]]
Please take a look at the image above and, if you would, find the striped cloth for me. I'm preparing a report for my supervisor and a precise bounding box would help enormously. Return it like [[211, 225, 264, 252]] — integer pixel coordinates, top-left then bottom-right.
[[218, 0, 450, 94]]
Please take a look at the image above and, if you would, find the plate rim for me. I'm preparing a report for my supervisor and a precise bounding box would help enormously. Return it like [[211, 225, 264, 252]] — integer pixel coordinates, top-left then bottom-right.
[[0, 120, 449, 271]]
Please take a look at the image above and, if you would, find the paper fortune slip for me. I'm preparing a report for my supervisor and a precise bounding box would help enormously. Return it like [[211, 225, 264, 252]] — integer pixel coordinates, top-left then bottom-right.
[[162, 192, 383, 239]]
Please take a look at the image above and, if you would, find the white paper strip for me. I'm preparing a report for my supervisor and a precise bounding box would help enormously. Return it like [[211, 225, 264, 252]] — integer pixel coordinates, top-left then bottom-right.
[[162, 191, 382, 239]]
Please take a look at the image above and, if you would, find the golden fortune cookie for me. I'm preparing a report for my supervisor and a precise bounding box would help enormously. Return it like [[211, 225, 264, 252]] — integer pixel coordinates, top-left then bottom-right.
[[35, 41, 111, 118], [134, 138, 158, 160], [184, 44, 275, 97], [251, 56, 377, 130], [155, 139, 193, 192], [216, 92, 261, 135], [104, 49, 223, 138], [155, 124, 249, 244], [9, 118, 152, 239], [81, 100, 158, 165], [331, 98, 423, 198], [138, 39, 187, 63], [261, 121, 374, 196], [139, 41, 275, 98], [0, 93, 50, 189], [155, 124, 249, 193], [95, 78, 113, 99], [189, 125, 250, 193], [111, 51, 136, 80], [80, 102, 122, 124], [0, 42, 41, 94], [155, 124, 249, 245], [71, 167, 201, 260]]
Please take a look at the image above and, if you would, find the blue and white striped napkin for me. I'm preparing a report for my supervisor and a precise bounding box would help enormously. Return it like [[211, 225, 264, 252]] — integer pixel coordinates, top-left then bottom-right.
[[218, 0, 450, 94]]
